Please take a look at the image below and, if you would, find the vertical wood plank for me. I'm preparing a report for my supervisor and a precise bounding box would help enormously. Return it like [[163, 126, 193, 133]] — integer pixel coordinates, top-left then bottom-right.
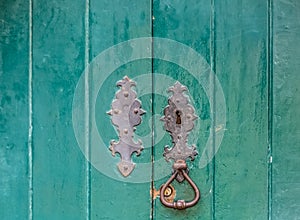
[[0, 1, 29, 219], [272, 0, 300, 219], [214, 1, 269, 219], [32, 0, 87, 218], [89, 1, 152, 219], [152, 0, 213, 219]]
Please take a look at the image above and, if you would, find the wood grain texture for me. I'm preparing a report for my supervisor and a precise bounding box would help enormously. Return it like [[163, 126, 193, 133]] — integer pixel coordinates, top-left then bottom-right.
[[32, 0, 87, 219], [152, 0, 213, 219], [1, 0, 300, 219], [0, 1, 29, 219], [214, 0, 269, 219], [272, 0, 300, 219], [89, 1, 152, 219]]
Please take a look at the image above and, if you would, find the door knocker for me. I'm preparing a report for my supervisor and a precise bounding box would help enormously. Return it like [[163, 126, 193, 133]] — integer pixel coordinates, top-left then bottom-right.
[[159, 81, 201, 210], [107, 76, 145, 177], [107, 78, 200, 209]]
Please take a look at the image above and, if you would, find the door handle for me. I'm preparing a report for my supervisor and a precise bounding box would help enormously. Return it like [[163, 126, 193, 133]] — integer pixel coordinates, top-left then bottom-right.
[[160, 160, 200, 210], [160, 82, 201, 210]]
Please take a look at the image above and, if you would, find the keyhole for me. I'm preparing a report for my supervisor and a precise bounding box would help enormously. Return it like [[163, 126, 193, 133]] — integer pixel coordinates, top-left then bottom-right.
[[176, 110, 181, 124]]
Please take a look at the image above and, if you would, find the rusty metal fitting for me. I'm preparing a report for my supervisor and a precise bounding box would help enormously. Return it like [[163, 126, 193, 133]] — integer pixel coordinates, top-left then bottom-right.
[[173, 159, 187, 170]]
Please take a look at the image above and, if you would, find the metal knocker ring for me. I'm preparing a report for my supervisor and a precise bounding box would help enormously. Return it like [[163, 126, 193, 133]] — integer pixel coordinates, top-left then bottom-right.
[[160, 160, 201, 210]]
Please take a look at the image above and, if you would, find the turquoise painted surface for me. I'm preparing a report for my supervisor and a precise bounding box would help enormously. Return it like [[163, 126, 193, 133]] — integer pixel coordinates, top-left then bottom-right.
[[0, 0, 300, 219], [32, 0, 87, 219], [152, 0, 213, 219], [0, 0, 29, 219], [272, 0, 300, 219], [214, 1, 269, 219], [89, 1, 152, 219]]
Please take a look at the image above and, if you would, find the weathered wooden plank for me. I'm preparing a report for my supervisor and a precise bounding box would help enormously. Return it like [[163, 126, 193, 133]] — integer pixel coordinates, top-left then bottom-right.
[[152, 0, 213, 219], [32, 0, 87, 218], [0, 1, 29, 219], [89, 1, 152, 219], [214, 1, 269, 219], [272, 0, 300, 219]]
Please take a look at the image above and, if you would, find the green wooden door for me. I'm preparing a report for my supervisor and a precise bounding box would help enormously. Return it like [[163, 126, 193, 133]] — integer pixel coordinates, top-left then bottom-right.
[[1, 0, 300, 219]]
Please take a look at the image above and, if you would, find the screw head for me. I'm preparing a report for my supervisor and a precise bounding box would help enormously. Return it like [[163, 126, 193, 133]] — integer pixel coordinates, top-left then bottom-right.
[[123, 91, 129, 97], [133, 108, 139, 114]]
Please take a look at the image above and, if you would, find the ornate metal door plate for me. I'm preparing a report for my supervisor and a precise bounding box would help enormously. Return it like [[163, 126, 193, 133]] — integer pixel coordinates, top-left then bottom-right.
[[107, 76, 145, 177], [160, 81, 200, 209]]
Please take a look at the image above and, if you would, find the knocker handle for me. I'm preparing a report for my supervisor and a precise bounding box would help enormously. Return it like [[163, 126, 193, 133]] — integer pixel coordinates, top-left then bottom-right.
[[160, 168, 200, 210]]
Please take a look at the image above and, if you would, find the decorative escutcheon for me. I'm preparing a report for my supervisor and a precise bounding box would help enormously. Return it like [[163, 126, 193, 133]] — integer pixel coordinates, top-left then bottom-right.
[[160, 81, 201, 210], [107, 76, 145, 177]]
